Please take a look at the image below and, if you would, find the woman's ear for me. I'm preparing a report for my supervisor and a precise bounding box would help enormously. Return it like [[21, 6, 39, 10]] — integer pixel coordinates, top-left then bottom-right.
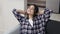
[[39, 10, 44, 14]]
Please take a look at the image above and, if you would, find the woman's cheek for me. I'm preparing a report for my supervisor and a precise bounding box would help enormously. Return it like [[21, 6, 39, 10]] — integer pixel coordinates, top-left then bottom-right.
[[27, 9, 31, 14], [30, 10, 34, 14], [27, 11, 30, 14]]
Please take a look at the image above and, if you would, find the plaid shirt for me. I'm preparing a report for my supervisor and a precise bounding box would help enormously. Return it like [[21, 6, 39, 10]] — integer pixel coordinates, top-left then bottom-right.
[[12, 8, 52, 34]]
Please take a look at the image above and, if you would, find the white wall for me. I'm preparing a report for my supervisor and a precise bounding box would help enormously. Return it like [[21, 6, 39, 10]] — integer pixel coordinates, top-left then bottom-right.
[[0, 0, 5, 34], [0, 0, 27, 34], [46, 0, 59, 13]]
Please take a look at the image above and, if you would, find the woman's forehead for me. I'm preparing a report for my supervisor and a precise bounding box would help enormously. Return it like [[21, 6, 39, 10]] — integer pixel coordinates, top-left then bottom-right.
[[30, 5, 34, 7], [29, 5, 35, 9]]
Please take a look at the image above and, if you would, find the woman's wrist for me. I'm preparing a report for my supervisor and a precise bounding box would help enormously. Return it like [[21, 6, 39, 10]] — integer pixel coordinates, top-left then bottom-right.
[[16, 9, 26, 14]]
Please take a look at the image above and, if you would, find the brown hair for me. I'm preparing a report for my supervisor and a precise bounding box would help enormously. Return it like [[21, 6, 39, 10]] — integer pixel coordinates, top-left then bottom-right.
[[27, 4, 39, 19]]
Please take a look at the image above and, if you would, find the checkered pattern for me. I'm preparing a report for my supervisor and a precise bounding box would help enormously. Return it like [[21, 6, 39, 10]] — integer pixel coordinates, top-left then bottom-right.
[[12, 8, 52, 34]]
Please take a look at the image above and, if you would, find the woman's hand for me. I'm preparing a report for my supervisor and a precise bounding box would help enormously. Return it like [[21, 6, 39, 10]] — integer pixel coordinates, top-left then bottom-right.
[[39, 10, 44, 14]]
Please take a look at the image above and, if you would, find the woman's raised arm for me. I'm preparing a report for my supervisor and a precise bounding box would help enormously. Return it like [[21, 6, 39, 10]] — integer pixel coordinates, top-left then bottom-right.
[[38, 8, 53, 22], [16, 9, 26, 14], [12, 9, 26, 22]]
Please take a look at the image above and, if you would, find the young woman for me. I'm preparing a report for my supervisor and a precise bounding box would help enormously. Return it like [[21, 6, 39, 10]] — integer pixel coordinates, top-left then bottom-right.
[[12, 4, 52, 34]]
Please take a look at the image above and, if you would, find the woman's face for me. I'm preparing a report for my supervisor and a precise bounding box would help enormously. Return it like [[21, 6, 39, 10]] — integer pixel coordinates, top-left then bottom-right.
[[27, 5, 35, 15]]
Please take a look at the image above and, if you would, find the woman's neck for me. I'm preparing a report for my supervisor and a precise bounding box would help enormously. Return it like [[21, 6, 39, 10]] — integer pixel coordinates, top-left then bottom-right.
[[29, 15, 33, 19]]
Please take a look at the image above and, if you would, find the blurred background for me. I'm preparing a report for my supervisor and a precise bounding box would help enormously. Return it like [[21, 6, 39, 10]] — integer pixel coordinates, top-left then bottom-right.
[[0, 0, 60, 34]]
